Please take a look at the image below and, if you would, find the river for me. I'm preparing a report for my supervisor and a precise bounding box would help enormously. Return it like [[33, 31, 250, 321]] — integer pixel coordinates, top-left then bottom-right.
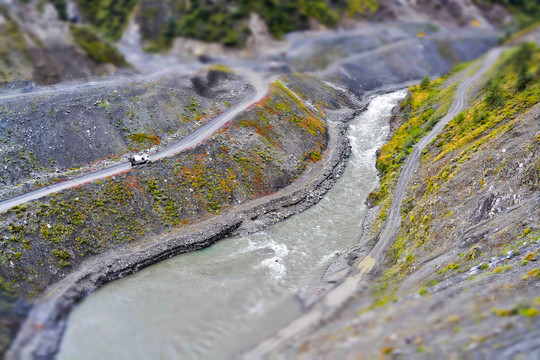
[[57, 89, 407, 359]]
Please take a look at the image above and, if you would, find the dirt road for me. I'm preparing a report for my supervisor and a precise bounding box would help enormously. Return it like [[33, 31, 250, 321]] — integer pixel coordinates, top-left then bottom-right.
[[0, 70, 269, 213]]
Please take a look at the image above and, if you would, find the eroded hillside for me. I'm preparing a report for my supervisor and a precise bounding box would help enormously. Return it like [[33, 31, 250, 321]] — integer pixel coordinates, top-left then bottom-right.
[[0, 68, 251, 199], [284, 39, 540, 357], [0, 1, 127, 85], [0, 77, 349, 295]]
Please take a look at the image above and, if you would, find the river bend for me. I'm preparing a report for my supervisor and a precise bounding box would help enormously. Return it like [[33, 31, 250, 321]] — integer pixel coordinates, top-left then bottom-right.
[[57, 90, 407, 359]]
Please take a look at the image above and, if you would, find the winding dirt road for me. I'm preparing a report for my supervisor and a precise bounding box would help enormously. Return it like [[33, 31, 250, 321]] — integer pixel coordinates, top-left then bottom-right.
[[244, 47, 503, 359], [0, 70, 269, 213], [369, 47, 502, 265]]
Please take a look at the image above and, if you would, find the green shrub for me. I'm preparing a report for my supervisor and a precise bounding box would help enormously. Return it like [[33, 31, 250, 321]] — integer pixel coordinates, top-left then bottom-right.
[[516, 62, 531, 91], [75, 0, 138, 40], [70, 25, 127, 66], [484, 79, 505, 108], [50, 0, 68, 21], [420, 75, 431, 90]]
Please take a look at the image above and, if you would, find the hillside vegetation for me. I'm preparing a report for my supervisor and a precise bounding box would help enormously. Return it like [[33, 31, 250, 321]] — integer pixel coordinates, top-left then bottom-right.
[[376, 42, 540, 307], [69, 0, 378, 49], [0, 2, 127, 84], [0, 73, 349, 356], [0, 69, 250, 199], [475, 0, 540, 30], [290, 42, 540, 356]]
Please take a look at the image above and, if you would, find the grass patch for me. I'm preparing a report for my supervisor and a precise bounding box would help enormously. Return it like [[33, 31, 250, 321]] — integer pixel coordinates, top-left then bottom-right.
[[368, 75, 458, 208], [129, 133, 161, 148]]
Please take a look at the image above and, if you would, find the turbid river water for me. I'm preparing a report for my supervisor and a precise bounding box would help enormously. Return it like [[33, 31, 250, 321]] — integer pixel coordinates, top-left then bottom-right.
[[57, 90, 407, 359]]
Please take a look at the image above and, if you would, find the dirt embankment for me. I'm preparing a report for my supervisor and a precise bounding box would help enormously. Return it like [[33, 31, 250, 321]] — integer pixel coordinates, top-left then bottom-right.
[[327, 29, 497, 98]]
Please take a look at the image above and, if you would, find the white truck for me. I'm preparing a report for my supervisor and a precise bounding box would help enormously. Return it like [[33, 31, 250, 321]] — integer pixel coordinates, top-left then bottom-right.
[[129, 153, 150, 166]]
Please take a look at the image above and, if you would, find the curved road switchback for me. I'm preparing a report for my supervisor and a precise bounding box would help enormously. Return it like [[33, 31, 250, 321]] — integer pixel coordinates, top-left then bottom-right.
[[0, 70, 270, 213], [244, 47, 503, 359]]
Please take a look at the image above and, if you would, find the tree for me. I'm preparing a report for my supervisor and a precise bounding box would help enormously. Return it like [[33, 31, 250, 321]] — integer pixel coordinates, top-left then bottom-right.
[[485, 79, 505, 107], [162, 17, 178, 47], [50, 0, 68, 21], [516, 62, 530, 91], [420, 75, 431, 89]]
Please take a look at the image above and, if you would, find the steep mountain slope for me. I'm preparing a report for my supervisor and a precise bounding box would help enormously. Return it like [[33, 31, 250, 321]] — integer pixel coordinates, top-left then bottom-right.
[[0, 0, 519, 86], [0, 14, 503, 360], [57, 0, 511, 51], [0, 72, 355, 358], [0, 1, 535, 358], [278, 34, 540, 358]]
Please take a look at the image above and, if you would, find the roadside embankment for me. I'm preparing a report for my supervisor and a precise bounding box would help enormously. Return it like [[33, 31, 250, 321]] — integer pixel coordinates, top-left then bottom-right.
[[324, 29, 497, 98]]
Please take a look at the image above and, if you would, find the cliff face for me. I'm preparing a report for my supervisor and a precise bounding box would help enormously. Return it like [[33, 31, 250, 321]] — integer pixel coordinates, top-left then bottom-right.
[[286, 33, 540, 357]]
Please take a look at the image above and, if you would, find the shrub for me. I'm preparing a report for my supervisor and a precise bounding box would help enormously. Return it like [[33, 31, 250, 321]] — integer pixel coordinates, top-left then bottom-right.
[[70, 25, 127, 66], [129, 133, 161, 147], [454, 112, 465, 124], [404, 136, 415, 150], [424, 117, 438, 132], [516, 62, 531, 91], [420, 75, 431, 89], [50, 0, 68, 21], [484, 79, 505, 107]]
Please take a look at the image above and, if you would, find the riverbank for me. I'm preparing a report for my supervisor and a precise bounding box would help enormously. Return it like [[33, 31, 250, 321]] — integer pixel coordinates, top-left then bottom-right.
[[243, 45, 507, 358], [6, 102, 356, 358], [255, 35, 540, 358], [56, 89, 410, 359], [297, 54, 484, 308]]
